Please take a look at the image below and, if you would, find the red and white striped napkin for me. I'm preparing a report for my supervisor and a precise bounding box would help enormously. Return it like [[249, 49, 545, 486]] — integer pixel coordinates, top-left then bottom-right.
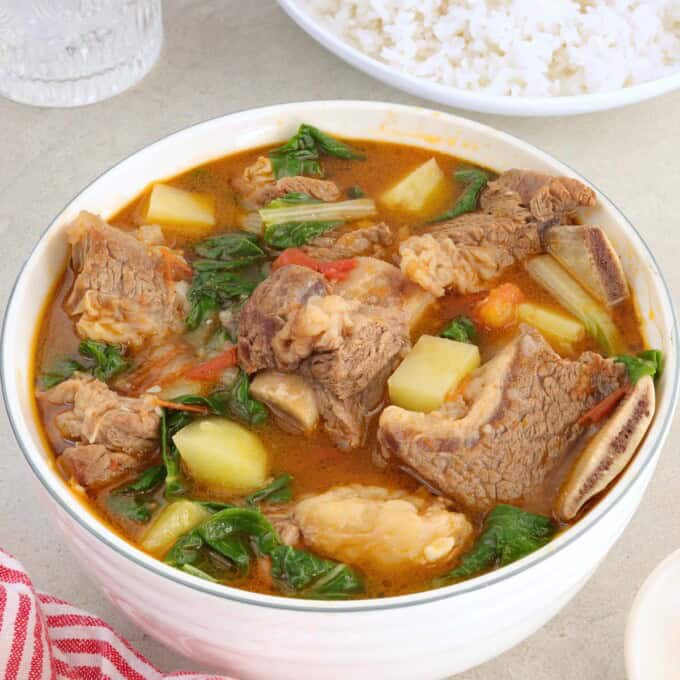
[[0, 549, 233, 680]]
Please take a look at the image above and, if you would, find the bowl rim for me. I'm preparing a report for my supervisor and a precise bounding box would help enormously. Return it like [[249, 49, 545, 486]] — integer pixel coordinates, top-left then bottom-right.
[[277, 0, 680, 117], [2, 100, 679, 613]]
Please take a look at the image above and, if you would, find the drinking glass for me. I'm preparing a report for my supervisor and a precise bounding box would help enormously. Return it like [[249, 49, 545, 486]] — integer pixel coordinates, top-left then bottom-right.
[[0, 0, 162, 107]]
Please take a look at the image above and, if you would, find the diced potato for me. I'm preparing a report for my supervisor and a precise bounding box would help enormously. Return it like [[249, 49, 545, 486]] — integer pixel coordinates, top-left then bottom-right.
[[144, 183, 216, 237], [388, 335, 480, 412], [381, 158, 446, 214], [250, 370, 319, 433], [518, 302, 585, 344], [141, 500, 211, 556], [173, 417, 269, 493]]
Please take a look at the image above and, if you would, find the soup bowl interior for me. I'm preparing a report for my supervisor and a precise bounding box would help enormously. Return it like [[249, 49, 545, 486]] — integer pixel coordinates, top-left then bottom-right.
[[2, 101, 678, 678]]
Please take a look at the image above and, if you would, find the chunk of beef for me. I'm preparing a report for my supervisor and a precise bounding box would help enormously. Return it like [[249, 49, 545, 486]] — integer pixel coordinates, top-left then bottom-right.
[[378, 325, 626, 512], [238, 265, 409, 447], [302, 222, 393, 261], [480, 169, 596, 225], [65, 211, 186, 348], [59, 445, 139, 489], [398, 170, 596, 297], [238, 265, 330, 373], [400, 213, 541, 296], [233, 156, 341, 208], [43, 374, 160, 489]]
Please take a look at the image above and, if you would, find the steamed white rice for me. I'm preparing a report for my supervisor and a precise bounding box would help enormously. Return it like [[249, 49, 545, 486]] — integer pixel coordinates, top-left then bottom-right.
[[301, 0, 680, 96]]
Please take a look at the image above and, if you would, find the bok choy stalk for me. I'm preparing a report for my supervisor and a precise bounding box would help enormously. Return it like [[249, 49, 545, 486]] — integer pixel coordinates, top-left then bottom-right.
[[436, 505, 555, 583], [165, 506, 364, 599], [260, 198, 377, 227], [525, 255, 623, 356]]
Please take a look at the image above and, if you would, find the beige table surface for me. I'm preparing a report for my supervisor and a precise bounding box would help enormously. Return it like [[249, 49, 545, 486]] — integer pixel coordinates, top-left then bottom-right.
[[1, 1, 680, 678]]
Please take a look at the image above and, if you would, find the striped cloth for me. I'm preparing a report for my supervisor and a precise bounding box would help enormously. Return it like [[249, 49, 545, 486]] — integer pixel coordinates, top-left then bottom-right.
[[0, 549, 233, 680]]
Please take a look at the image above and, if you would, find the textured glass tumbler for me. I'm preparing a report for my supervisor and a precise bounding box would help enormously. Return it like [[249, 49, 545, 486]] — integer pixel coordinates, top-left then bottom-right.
[[0, 0, 162, 107]]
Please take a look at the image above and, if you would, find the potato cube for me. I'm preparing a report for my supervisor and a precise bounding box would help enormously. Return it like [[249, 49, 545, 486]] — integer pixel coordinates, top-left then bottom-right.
[[381, 158, 446, 214], [173, 417, 269, 493], [141, 500, 211, 556], [388, 335, 480, 412], [145, 183, 216, 237]]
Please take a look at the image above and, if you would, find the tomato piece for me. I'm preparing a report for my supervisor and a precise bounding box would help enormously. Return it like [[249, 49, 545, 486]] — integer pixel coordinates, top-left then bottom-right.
[[317, 258, 358, 281], [271, 248, 321, 272], [184, 347, 238, 381], [476, 283, 525, 329]]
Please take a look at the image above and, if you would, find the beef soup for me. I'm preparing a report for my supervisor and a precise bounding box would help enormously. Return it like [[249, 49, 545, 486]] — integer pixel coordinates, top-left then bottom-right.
[[33, 125, 660, 600]]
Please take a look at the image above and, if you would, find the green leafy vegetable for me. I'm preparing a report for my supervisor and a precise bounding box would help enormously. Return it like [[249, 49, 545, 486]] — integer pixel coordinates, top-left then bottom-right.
[[245, 474, 293, 506], [40, 358, 87, 389], [79, 340, 129, 382], [433, 168, 489, 222], [186, 267, 263, 331], [210, 369, 268, 426], [615, 349, 663, 384], [165, 507, 364, 599], [268, 124, 365, 179], [346, 185, 364, 199], [40, 341, 128, 388], [441, 315, 477, 344], [265, 192, 322, 209], [260, 198, 376, 228], [193, 232, 265, 260], [438, 505, 555, 583], [264, 220, 342, 249], [107, 465, 166, 523]]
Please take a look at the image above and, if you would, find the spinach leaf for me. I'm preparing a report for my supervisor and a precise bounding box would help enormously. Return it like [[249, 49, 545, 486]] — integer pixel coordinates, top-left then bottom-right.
[[433, 168, 489, 222], [107, 465, 165, 524], [165, 506, 364, 599], [113, 465, 166, 494], [265, 192, 322, 209], [186, 267, 263, 331], [438, 504, 555, 583], [181, 563, 218, 582], [346, 185, 364, 199], [210, 369, 268, 426], [78, 340, 129, 382], [160, 409, 188, 498], [264, 220, 342, 249], [245, 474, 293, 506], [441, 315, 477, 344], [193, 232, 265, 260], [40, 341, 128, 388], [268, 124, 365, 179], [40, 358, 87, 389], [615, 349, 663, 384]]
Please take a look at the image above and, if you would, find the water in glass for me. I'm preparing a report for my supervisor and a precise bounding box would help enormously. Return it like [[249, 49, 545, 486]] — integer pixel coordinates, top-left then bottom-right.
[[0, 0, 162, 107]]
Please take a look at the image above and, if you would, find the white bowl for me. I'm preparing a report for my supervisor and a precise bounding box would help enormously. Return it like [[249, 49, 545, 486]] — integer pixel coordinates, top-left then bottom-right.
[[2, 101, 678, 680], [278, 0, 680, 117], [626, 548, 680, 680]]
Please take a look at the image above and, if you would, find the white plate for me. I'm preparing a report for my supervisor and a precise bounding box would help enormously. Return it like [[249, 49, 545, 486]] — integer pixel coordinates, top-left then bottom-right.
[[278, 0, 680, 117], [626, 548, 680, 680]]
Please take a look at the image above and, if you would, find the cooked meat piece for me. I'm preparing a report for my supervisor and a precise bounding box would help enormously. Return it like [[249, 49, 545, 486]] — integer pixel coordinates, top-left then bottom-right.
[[59, 444, 139, 489], [65, 211, 186, 347], [233, 156, 340, 208], [480, 169, 596, 225], [312, 358, 397, 448], [302, 222, 393, 261], [44, 374, 160, 456], [238, 265, 330, 373], [238, 265, 409, 447], [262, 504, 301, 547], [378, 325, 626, 512], [399, 213, 541, 296], [293, 485, 473, 573]]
